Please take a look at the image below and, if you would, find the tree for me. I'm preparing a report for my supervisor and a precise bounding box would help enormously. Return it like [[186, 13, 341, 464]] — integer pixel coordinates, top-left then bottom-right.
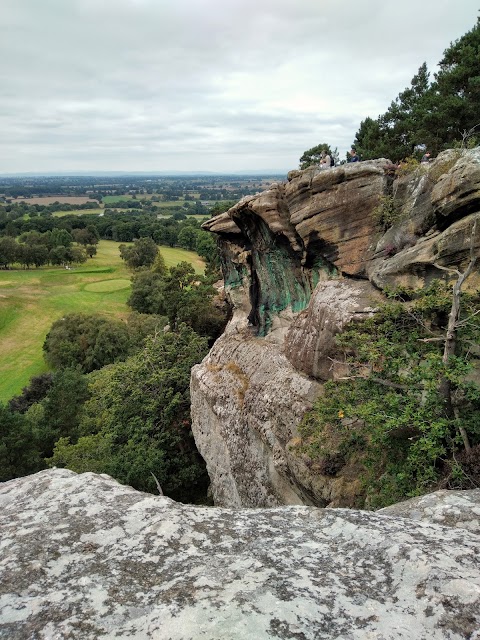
[[43, 313, 132, 373], [299, 279, 480, 508], [353, 18, 480, 159], [195, 231, 220, 274], [47, 326, 210, 502], [33, 368, 90, 458], [0, 236, 18, 268], [431, 17, 480, 148], [177, 226, 197, 251], [86, 244, 97, 258], [8, 373, 54, 414], [127, 270, 164, 315], [128, 262, 226, 340], [119, 237, 158, 269], [65, 246, 87, 265], [435, 219, 478, 452], [0, 403, 44, 482], [354, 64, 431, 161], [150, 250, 168, 276], [125, 312, 167, 351], [299, 143, 334, 169], [50, 228, 73, 248]]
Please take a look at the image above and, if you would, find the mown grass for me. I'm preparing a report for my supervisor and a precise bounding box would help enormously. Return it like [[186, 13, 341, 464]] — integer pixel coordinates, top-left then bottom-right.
[[0, 240, 204, 402]]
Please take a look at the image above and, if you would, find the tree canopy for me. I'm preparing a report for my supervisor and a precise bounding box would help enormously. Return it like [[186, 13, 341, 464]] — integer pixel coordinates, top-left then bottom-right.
[[47, 326, 210, 502], [353, 17, 480, 160], [299, 143, 335, 169], [119, 237, 158, 269], [43, 313, 132, 373]]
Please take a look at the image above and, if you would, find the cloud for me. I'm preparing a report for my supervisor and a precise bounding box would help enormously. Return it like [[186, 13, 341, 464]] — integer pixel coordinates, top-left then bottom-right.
[[0, 0, 478, 173]]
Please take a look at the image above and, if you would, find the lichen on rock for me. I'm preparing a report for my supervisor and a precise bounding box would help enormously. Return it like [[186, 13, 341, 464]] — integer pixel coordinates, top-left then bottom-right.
[[1, 469, 480, 639]]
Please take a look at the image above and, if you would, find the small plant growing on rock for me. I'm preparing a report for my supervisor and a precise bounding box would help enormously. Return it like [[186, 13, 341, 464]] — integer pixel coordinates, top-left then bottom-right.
[[372, 195, 403, 230], [397, 156, 421, 177]]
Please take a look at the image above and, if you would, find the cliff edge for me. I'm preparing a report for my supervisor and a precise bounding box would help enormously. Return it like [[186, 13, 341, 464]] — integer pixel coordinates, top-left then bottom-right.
[[191, 149, 480, 508]]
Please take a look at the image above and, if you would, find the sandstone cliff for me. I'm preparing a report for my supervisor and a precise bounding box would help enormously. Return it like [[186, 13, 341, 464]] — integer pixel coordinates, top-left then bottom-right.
[[191, 148, 480, 508], [1, 469, 479, 639]]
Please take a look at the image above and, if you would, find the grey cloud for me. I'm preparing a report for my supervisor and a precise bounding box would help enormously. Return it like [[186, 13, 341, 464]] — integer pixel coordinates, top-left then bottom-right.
[[0, 0, 478, 173]]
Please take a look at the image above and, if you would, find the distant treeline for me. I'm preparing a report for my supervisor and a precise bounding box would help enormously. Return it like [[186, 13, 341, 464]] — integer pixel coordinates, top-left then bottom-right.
[[0, 204, 226, 271]]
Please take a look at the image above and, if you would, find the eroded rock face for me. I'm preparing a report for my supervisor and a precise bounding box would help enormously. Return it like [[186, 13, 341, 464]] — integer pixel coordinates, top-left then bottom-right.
[[191, 279, 387, 508], [284, 279, 383, 380], [431, 147, 480, 220], [1, 469, 480, 640], [191, 322, 321, 508], [192, 148, 480, 510]]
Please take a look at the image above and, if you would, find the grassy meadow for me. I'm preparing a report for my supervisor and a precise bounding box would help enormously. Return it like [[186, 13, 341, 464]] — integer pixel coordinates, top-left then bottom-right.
[[0, 240, 205, 403], [52, 208, 104, 217]]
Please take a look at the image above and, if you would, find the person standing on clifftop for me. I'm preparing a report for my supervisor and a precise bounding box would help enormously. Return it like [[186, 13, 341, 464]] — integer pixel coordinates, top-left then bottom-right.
[[319, 150, 331, 169], [348, 148, 360, 162]]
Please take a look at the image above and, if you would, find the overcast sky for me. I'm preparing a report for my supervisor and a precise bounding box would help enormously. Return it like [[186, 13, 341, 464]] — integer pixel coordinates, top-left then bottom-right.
[[0, 1, 478, 174]]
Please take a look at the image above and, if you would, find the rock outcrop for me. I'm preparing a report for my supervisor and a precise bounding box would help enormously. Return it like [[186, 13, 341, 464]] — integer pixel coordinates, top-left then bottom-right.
[[1, 469, 480, 640], [378, 488, 480, 534], [192, 148, 480, 508]]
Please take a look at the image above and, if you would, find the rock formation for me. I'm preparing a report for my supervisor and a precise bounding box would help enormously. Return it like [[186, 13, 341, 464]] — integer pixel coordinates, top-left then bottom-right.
[[192, 149, 480, 508], [1, 469, 480, 639]]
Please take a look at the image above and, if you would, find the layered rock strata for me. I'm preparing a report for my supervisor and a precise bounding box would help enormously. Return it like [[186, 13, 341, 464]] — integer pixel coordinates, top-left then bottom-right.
[[1, 469, 480, 640], [192, 148, 480, 508]]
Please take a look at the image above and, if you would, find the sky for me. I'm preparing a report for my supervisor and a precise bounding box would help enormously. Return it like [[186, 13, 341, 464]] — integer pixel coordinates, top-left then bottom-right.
[[0, 1, 478, 175]]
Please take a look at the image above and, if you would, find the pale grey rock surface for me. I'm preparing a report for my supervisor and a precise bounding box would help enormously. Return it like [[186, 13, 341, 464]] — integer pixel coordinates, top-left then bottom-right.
[[378, 489, 480, 534], [191, 321, 321, 508], [2, 469, 480, 640]]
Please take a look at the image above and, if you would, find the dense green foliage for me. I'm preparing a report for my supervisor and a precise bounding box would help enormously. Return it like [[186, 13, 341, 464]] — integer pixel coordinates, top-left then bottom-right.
[[0, 204, 220, 274], [299, 283, 480, 508], [0, 403, 43, 481], [353, 18, 480, 160], [3, 324, 211, 502], [128, 261, 227, 340], [43, 312, 167, 373], [44, 314, 130, 372], [299, 143, 338, 169], [47, 326, 210, 502], [119, 237, 158, 269], [8, 373, 53, 414]]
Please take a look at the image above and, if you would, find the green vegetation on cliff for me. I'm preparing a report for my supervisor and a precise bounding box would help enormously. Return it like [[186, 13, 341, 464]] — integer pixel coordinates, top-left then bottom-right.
[[299, 282, 480, 508]]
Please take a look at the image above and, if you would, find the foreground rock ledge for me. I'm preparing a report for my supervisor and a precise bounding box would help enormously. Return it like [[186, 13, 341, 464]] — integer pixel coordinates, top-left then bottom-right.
[[1, 471, 480, 639]]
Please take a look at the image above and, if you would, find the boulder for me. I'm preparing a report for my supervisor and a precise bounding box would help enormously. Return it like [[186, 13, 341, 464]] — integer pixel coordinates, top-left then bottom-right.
[[285, 279, 382, 380], [368, 212, 480, 291], [378, 488, 480, 534], [431, 147, 480, 220], [285, 161, 388, 276], [1, 469, 480, 640]]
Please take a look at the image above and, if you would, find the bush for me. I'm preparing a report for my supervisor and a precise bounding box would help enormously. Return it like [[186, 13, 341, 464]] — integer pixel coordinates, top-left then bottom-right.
[[297, 283, 480, 508]]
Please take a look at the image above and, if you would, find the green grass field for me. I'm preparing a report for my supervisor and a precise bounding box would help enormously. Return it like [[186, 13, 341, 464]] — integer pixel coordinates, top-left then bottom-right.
[[0, 240, 205, 403], [52, 208, 104, 217]]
